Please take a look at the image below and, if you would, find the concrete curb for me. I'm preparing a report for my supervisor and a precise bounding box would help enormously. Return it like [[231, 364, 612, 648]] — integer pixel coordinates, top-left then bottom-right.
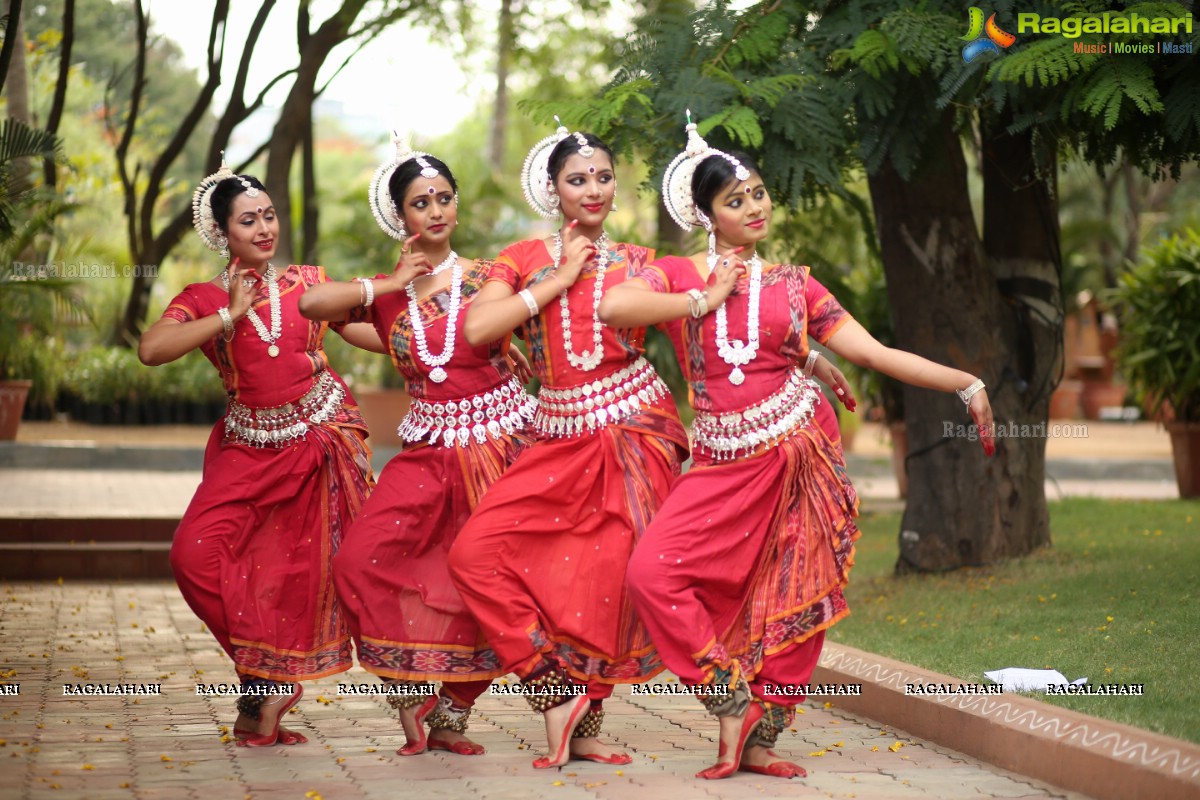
[[2, 441, 1176, 481], [815, 643, 1200, 800]]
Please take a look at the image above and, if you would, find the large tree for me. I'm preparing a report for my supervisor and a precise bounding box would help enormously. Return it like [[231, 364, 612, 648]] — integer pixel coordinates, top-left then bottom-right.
[[78, 0, 419, 340], [265, 0, 418, 267], [596, 0, 1200, 571]]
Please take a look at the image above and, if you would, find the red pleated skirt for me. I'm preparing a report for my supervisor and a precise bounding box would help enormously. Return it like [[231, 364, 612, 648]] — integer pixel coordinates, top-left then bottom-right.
[[627, 421, 858, 704], [448, 403, 687, 683], [334, 432, 530, 682], [170, 420, 373, 681]]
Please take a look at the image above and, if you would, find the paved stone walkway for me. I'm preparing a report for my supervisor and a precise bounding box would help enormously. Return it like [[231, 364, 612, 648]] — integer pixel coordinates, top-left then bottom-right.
[[0, 582, 1091, 800]]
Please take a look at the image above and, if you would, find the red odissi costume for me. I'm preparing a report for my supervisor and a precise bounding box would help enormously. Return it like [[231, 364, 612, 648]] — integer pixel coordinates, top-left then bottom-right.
[[448, 239, 688, 726], [625, 256, 859, 747], [162, 265, 374, 683], [333, 258, 535, 727]]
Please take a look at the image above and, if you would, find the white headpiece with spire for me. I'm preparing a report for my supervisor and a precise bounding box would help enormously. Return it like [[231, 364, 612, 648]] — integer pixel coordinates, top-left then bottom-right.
[[661, 110, 751, 232], [191, 152, 259, 253], [520, 116, 571, 219], [369, 131, 442, 241]]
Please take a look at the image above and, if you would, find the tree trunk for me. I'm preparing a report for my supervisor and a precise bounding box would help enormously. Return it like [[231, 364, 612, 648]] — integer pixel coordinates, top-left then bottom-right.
[[4, 0, 31, 191], [42, 0, 73, 189], [0, 0, 24, 96], [300, 104, 318, 264], [978, 108, 1058, 560], [867, 112, 1039, 572], [490, 0, 515, 172], [266, 0, 367, 266]]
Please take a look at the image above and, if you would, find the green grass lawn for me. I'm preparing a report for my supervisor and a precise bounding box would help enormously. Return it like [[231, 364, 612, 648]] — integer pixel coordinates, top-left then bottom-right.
[[828, 497, 1200, 744]]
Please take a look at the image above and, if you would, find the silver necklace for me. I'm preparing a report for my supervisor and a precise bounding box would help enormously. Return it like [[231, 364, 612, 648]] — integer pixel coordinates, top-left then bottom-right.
[[551, 231, 610, 372], [221, 264, 283, 357], [714, 256, 762, 385], [406, 252, 461, 383], [428, 249, 457, 277]]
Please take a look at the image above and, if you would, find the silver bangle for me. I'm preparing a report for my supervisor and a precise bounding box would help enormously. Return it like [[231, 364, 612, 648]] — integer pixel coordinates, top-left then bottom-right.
[[956, 378, 985, 408], [518, 288, 539, 319], [685, 288, 708, 319], [360, 278, 375, 308], [803, 350, 820, 379], [216, 307, 234, 342]]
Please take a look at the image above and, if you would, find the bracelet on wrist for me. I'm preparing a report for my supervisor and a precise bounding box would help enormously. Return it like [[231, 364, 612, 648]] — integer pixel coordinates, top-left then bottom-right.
[[956, 378, 985, 409], [803, 350, 820, 379], [216, 307, 234, 342], [355, 277, 375, 308], [518, 288, 539, 319], [685, 288, 709, 319]]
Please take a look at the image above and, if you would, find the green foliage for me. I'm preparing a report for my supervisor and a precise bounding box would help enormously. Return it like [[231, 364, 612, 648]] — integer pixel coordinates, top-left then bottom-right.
[[4, 334, 68, 408], [1107, 229, 1200, 421], [989, 35, 1096, 89], [0, 119, 63, 238], [0, 118, 84, 382], [981, 1, 1200, 177], [593, 1, 856, 210], [67, 345, 224, 406]]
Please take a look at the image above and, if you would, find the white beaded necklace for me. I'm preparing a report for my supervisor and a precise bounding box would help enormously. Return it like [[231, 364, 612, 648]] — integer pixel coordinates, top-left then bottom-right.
[[405, 251, 461, 383], [428, 249, 458, 277], [551, 231, 610, 372], [714, 256, 763, 385], [222, 264, 283, 357]]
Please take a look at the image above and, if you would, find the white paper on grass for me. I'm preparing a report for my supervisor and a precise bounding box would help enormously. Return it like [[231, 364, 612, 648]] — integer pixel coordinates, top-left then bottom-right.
[[983, 668, 1089, 693]]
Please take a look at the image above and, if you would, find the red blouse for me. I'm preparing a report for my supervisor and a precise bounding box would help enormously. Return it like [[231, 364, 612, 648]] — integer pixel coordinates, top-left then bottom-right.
[[162, 264, 350, 409], [487, 239, 656, 390], [359, 259, 515, 401], [633, 257, 852, 413]]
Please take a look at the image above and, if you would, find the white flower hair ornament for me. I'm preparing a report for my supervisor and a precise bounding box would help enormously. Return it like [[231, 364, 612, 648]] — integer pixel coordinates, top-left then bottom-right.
[[661, 110, 751, 233], [521, 116, 571, 219], [192, 152, 258, 255], [368, 131, 443, 241]]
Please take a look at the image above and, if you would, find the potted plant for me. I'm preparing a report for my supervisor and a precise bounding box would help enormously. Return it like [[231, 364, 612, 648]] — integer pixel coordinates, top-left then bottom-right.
[[0, 119, 76, 438], [1109, 230, 1200, 497]]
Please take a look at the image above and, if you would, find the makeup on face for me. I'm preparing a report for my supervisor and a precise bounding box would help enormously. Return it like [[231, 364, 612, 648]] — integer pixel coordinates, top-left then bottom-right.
[[401, 176, 457, 238], [226, 193, 279, 265], [555, 153, 616, 226]]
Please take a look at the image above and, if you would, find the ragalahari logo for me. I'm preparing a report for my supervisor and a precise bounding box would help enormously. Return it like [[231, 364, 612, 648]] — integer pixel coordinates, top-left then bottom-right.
[[962, 7, 1017, 63]]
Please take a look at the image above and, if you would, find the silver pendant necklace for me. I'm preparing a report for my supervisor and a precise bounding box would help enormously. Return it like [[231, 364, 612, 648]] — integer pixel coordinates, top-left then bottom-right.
[[222, 264, 283, 357], [551, 231, 610, 372], [406, 251, 461, 383], [714, 256, 762, 385]]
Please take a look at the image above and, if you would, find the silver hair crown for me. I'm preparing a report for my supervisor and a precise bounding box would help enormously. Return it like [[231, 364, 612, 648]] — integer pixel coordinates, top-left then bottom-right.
[[572, 131, 595, 158], [521, 116, 570, 219], [191, 153, 258, 252], [369, 131, 442, 241], [661, 110, 752, 232]]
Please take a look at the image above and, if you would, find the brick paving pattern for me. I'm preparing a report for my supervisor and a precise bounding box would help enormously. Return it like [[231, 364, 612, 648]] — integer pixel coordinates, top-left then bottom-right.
[[0, 582, 1090, 799]]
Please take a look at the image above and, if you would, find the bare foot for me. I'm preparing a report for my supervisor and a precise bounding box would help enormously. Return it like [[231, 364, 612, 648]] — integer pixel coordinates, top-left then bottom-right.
[[739, 744, 807, 778], [695, 703, 763, 780], [569, 736, 632, 764], [532, 695, 591, 769], [234, 693, 293, 736], [396, 696, 437, 756], [428, 729, 485, 755], [235, 687, 303, 748]]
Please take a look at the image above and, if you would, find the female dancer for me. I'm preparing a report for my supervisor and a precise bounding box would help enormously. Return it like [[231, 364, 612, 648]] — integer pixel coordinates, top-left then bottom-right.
[[447, 125, 689, 769], [600, 119, 995, 780], [299, 138, 537, 756], [138, 161, 378, 747]]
